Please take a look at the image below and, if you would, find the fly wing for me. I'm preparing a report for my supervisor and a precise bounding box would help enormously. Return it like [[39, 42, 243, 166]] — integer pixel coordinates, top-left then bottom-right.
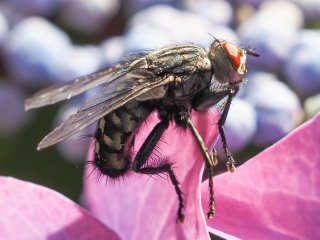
[[80, 44, 212, 110], [36, 44, 212, 150], [25, 52, 150, 111], [37, 74, 174, 150], [25, 65, 127, 111]]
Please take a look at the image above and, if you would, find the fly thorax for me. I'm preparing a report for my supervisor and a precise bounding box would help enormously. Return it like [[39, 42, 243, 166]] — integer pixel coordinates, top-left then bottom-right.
[[170, 72, 212, 101], [135, 85, 168, 101]]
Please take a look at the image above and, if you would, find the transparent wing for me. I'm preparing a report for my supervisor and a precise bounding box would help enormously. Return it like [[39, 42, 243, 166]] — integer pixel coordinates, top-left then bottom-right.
[[25, 63, 130, 111], [80, 44, 212, 110], [35, 44, 212, 150], [37, 74, 173, 150], [78, 74, 139, 111]]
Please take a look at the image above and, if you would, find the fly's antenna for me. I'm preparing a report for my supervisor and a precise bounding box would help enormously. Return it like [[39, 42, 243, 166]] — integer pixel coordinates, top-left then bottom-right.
[[207, 33, 217, 41], [207, 33, 225, 51], [246, 48, 260, 57]]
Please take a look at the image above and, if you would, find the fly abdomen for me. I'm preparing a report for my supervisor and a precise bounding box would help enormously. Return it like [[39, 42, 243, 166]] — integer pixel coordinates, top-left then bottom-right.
[[94, 101, 152, 178]]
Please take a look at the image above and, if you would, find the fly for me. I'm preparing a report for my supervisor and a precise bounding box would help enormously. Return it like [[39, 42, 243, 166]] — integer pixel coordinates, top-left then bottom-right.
[[25, 38, 259, 223]]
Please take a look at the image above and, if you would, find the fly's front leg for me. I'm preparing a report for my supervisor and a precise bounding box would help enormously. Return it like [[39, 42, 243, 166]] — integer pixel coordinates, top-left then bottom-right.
[[217, 89, 238, 173], [192, 87, 239, 173], [132, 120, 185, 223], [178, 110, 217, 219]]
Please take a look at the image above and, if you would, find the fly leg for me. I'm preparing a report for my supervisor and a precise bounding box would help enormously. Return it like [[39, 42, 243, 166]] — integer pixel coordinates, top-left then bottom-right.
[[192, 87, 239, 172], [132, 121, 185, 223], [218, 89, 238, 173], [178, 111, 218, 219]]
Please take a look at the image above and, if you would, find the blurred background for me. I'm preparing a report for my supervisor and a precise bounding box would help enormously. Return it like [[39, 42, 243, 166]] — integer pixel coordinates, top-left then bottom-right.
[[0, 0, 319, 202]]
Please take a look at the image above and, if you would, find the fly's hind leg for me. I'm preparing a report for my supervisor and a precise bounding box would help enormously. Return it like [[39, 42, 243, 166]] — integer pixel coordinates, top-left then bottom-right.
[[132, 121, 185, 223]]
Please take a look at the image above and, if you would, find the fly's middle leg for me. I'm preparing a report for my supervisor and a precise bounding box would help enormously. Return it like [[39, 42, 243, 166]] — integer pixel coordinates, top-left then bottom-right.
[[177, 110, 217, 219], [132, 120, 185, 223]]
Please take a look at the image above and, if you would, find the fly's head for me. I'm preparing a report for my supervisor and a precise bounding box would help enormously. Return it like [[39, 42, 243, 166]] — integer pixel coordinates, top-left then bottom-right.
[[209, 39, 259, 87]]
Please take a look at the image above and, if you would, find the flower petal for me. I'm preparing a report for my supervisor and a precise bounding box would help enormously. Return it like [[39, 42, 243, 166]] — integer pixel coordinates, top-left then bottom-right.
[[0, 177, 119, 240], [204, 113, 320, 239], [84, 110, 220, 240]]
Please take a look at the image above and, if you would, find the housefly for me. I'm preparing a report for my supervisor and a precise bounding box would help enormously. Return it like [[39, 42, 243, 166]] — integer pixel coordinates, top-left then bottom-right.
[[25, 38, 259, 223]]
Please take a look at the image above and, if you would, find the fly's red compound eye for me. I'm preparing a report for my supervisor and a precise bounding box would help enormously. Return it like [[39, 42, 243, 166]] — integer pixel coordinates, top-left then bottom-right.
[[222, 42, 242, 71]]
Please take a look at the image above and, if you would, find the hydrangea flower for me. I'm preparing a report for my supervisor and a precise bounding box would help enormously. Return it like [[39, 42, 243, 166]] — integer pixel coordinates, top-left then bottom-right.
[[0, 111, 319, 239]]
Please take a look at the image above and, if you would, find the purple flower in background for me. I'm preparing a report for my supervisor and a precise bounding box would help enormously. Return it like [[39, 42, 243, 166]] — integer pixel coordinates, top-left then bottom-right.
[[1, 111, 319, 239], [0, 83, 30, 135]]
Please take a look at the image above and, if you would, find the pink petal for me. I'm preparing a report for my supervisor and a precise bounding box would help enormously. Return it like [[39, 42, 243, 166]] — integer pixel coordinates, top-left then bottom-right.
[[0, 177, 119, 240], [208, 226, 240, 240], [204, 113, 320, 239], [84, 110, 220, 240]]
